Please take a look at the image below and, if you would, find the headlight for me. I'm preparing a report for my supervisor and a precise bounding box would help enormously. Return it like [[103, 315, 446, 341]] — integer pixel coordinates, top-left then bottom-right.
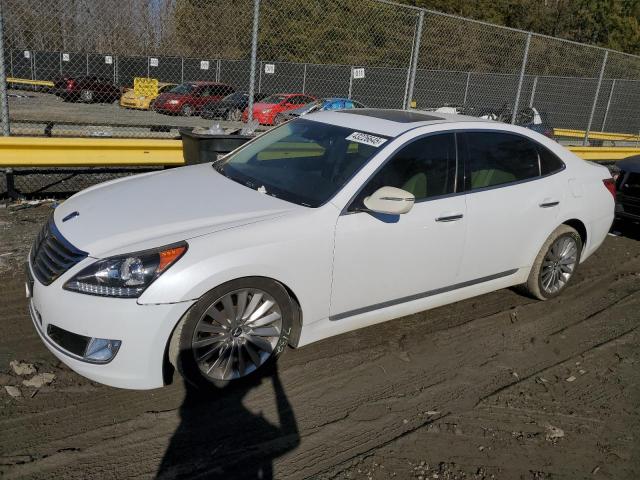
[[262, 108, 272, 114], [63, 243, 187, 298], [168, 99, 179, 105]]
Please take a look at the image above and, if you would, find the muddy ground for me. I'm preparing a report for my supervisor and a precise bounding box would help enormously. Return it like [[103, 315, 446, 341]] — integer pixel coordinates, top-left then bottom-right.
[[0, 202, 639, 480]]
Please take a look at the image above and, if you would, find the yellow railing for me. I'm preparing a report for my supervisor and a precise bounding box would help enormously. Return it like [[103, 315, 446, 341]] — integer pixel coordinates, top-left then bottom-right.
[[0, 137, 184, 167], [554, 128, 640, 142], [7, 77, 55, 88], [0, 136, 638, 167]]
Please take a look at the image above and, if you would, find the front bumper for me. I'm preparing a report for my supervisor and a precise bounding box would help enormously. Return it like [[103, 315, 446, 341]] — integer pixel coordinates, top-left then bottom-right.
[[28, 261, 195, 389]]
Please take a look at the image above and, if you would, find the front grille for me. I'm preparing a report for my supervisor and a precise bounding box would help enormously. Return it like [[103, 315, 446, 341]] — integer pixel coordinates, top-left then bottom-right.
[[30, 218, 87, 285]]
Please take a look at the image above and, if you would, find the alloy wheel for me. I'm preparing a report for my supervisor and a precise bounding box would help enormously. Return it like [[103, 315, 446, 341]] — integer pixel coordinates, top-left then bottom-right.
[[541, 235, 578, 294], [191, 288, 283, 381]]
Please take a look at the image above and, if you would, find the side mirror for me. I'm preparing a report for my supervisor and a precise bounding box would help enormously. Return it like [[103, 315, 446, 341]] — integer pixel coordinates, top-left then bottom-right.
[[363, 186, 415, 215]]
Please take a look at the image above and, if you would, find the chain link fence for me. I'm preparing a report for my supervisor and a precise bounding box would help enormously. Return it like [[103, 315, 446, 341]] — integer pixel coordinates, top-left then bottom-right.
[[1, 0, 640, 197]]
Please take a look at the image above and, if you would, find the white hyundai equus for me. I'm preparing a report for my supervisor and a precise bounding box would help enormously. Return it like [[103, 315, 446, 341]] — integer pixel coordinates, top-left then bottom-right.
[[27, 109, 614, 389]]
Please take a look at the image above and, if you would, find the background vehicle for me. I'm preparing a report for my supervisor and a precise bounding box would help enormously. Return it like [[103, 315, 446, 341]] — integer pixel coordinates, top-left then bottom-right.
[[275, 97, 366, 124], [119, 82, 176, 110], [27, 110, 613, 391], [53, 76, 121, 103], [242, 93, 317, 125], [153, 82, 235, 116], [614, 155, 640, 224], [200, 92, 269, 121]]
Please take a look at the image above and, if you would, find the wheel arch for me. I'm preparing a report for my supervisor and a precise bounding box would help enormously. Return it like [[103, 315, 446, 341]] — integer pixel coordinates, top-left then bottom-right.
[[161, 275, 303, 385], [562, 218, 588, 253]]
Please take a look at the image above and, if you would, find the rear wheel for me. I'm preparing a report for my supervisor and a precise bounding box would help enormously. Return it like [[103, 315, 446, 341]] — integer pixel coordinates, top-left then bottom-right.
[[80, 89, 93, 102], [524, 225, 582, 300], [169, 278, 294, 389], [227, 108, 242, 122]]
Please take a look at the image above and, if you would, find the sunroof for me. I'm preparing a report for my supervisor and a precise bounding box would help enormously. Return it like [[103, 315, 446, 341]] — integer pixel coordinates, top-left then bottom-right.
[[340, 109, 443, 123]]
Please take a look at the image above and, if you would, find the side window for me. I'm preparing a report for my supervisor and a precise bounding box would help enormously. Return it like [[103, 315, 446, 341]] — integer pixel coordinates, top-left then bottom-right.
[[539, 146, 565, 175], [464, 132, 540, 190], [354, 133, 457, 207]]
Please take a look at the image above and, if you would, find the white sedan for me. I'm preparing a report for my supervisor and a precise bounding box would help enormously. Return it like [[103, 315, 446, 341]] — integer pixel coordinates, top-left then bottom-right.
[[27, 109, 615, 389]]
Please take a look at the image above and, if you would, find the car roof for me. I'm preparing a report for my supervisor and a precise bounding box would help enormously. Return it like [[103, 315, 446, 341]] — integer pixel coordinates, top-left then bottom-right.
[[186, 81, 232, 86], [307, 108, 491, 137], [617, 155, 640, 173]]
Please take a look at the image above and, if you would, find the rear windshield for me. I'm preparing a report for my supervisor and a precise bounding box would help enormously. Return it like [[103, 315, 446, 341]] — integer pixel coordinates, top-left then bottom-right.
[[261, 94, 287, 104]]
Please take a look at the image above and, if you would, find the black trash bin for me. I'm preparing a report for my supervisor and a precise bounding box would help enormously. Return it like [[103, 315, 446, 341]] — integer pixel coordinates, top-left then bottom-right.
[[180, 128, 253, 165]]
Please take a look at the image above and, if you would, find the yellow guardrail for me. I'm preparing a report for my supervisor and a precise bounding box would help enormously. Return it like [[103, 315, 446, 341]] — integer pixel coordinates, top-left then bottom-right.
[[7, 77, 55, 88], [567, 146, 640, 161], [554, 128, 640, 142], [0, 137, 184, 167], [0, 137, 638, 167]]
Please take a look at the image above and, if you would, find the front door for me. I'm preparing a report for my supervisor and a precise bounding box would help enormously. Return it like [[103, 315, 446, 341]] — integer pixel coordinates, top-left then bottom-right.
[[331, 133, 467, 319]]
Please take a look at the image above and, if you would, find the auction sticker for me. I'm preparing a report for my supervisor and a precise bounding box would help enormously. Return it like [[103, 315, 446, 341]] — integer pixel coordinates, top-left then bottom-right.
[[346, 131, 387, 147]]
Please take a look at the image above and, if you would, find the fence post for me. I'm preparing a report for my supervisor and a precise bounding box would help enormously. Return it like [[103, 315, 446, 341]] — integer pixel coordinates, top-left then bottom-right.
[[528, 75, 538, 107], [302, 63, 307, 93], [583, 50, 608, 146], [511, 32, 531, 124], [462, 72, 471, 106], [405, 10, 424, 110], [180, 57, 184, 83], [0, 4, 10, 136], [247, 0, 260, 122], [601, 78, 615, 132], [348, 67, 353, 99], [86, 52, 89, 75]]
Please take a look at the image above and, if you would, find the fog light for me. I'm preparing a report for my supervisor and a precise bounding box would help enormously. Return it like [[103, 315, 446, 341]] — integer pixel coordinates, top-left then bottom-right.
[[84, 338, 122, 362]]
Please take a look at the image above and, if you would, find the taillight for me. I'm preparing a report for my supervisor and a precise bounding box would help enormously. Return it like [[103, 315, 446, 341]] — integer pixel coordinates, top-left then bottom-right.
[[603, 178, 616, 199], [66, 79, 76, 90]]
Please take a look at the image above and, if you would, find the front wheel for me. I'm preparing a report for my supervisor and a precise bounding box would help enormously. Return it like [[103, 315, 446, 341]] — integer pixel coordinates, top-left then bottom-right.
[[181, 104, 194, 117], [169, 278, 294, 389], [274, 113, 286, 125], [524, 225, 582, 300]]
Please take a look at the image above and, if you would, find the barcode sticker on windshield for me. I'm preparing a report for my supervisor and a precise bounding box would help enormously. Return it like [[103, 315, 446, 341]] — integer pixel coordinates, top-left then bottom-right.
[[346, 132, 387, 147]]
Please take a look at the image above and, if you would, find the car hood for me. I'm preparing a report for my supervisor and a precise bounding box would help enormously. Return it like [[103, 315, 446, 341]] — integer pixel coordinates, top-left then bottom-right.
[[53, 163, 300, 257], [252, 102, 278, 111]]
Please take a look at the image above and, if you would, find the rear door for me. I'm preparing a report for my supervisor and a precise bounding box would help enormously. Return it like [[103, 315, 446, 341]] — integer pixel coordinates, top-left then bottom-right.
[[331, 132, 467, 318], [458, 131, 564, 282]]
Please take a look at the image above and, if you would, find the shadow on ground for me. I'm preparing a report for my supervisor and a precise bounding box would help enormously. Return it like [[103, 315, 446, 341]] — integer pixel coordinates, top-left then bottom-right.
[[156, 363, 299, 479]]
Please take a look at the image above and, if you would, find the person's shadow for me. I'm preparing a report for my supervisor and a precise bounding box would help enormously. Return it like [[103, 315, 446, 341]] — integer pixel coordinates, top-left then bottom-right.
[[156, 362, 299, 479]]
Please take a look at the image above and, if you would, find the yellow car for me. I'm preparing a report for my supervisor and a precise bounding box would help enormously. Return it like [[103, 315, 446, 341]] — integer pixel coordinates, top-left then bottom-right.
[[119, 82, 176, 110]]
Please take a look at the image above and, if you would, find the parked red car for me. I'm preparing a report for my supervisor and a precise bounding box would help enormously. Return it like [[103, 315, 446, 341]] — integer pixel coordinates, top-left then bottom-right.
[[153, 82, 235, 116], [53, 76, 121, 103], [242, 93, 317, 125]]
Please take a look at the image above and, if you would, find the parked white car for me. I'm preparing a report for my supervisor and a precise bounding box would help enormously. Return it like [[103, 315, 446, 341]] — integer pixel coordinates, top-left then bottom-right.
[[27, 109, 615, 389]]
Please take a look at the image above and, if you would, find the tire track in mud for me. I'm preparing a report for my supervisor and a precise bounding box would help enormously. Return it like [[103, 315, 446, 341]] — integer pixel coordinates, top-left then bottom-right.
[[1, 206, 639, 479]]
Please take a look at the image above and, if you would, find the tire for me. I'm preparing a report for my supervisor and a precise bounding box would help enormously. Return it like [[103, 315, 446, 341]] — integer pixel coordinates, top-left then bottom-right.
[[181, 104, 194, 117], [227, 108, 242, 122], [80, 89, 93, 102], [274, 113, 285, 125], [524, 225, 582, 300], [169, 277, 295, 389]]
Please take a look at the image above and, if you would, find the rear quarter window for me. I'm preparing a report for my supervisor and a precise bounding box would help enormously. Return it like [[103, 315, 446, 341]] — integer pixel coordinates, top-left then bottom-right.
[[539, 146, 565, 176]]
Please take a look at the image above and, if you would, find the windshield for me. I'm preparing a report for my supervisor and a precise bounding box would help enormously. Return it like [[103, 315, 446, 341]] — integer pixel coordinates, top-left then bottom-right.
[[260, 94, 287, 104], [223, 92, 247, 102], [170, 83, 196, 94], [214, 119, 386, 207]]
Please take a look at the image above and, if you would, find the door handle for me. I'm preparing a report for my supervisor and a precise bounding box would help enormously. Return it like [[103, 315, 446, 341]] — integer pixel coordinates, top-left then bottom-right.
[[539, 201, 560, 208], [435, 213, 464, 222]]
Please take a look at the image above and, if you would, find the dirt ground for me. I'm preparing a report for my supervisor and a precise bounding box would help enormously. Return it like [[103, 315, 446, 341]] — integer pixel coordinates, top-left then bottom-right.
[[0, 202, 639, 480]]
